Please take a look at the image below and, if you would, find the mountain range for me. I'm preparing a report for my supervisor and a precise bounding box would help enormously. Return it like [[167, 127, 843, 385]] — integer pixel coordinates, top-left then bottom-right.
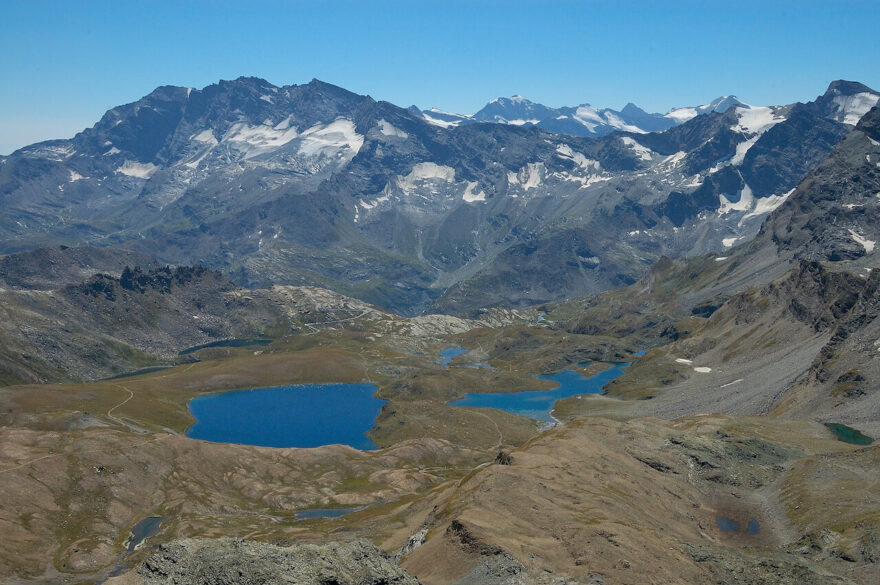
[[417, 93, 749, 137], [1, 78, 877, 316]]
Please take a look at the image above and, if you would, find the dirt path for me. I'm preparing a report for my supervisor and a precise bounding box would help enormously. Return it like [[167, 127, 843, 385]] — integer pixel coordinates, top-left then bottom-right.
[[107, 385, 135, 426], [472, 411, 504, 448]]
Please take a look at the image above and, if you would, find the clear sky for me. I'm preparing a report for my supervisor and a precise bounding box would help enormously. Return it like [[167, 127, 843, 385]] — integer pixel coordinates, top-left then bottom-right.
[[1, 0, 878, 154]]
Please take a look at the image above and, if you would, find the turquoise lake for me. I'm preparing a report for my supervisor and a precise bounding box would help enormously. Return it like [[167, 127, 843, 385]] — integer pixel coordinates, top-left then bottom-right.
[[448, 364, 628, 422], [186, 383, 385, 449]]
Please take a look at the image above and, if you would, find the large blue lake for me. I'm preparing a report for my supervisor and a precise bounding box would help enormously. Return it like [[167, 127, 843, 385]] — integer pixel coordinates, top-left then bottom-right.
[[448, 364, 628, 422], [186, 383, 385, 449]]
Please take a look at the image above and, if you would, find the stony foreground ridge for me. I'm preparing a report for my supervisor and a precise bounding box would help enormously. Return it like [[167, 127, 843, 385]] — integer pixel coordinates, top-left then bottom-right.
[[112, 538, 418, 585]]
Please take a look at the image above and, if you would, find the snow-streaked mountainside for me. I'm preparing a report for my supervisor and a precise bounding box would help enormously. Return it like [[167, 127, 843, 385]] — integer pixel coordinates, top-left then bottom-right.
[[1, 77, 877, 314], [418, 93, 750, 137]]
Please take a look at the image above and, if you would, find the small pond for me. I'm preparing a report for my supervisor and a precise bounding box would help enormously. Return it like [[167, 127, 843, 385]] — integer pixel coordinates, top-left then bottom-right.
[[439, 347, 468, 367], [295, 506, 364, 520], [824, 423, 874, 446], [715, 515, 760, 535], [126, 517, 164, 551], [448, 363, 628, 423], [186, 383, 385, 449]]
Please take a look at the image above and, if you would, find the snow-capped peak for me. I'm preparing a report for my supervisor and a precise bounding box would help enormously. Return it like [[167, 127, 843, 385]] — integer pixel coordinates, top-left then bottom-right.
[[665, 95, 749, 123]]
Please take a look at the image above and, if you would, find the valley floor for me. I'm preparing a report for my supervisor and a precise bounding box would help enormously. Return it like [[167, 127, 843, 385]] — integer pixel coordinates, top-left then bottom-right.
[[0, 315, 877, 585]]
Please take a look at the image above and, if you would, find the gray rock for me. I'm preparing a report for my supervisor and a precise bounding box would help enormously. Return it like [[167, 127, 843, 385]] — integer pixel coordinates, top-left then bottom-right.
[[136, 537, 419, 585]]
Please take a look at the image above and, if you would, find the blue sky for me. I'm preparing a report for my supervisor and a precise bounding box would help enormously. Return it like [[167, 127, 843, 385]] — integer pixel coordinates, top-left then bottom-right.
[[1, 0, 878, 154]]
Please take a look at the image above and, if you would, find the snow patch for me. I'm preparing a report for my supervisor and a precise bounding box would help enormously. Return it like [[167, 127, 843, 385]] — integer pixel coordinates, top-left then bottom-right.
[[422, 113, 461, 128], [116, 160, 159, 179], [555, 144, 601, 171], [183, 129, 220, 168], [568, 104, 642, 133], [722, 237, 741, 248], [402, 162, 456, 184], [663, 151, 687, 167], [603, 111, 647, 133], [731, 135, 760, 165], [378, 119, 408, 139], [428, 107, 470, 117], [741, 188, 793, 223], [849, 229, 875, 253], [359, 193, 391, 210], [507, 119, 539, 126], [727, 107, 784, 166], [192, 129, 218, 145], [675, 358, 693, 365], [693, 367, 712, 373], [68, 170, 85, 182], [463, 182, 486, 203], [833, 92, 880, 125], [520, 162, 544, 190], [620, 136, 653, 161], [666, 107, 698, 123], [274, 116, 294, 130], [733, 106, 784, 134], [103, 147, 121, 156], [223, 122, 300, 159], [297, 119, 364, 159], [718, 184, 754, 215], [715, 256, 728, 262]]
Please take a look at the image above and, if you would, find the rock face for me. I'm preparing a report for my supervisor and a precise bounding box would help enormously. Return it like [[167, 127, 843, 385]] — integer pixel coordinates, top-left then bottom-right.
[[753, 102, 880, 264], [127, 538, 419, 585]]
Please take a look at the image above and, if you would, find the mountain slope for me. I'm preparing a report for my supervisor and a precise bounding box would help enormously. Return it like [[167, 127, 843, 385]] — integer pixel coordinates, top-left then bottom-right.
[[569, 105, 880, 433]]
